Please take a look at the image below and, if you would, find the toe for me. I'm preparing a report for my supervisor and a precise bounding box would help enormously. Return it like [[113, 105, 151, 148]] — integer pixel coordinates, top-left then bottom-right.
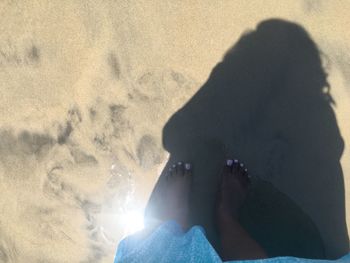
[[238, 162, 245, 175], [243, 167, 251, 186], [237, 162, 251, 187], [167, 163, 176, 179], [184, 163, 192, 176], [223, 159, 234, 179], [225, 159, 234, 173], [176, 161, 184, 176], [232, 159, 240, 175], [222, 159, 235, 186]]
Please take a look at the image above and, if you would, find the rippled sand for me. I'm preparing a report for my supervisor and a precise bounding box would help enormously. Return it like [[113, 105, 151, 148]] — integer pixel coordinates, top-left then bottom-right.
[[0, 1, 349, 262]]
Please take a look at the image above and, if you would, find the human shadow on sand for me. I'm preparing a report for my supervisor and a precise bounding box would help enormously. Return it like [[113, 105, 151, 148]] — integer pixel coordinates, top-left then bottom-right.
[[145, 19, 348, 259]]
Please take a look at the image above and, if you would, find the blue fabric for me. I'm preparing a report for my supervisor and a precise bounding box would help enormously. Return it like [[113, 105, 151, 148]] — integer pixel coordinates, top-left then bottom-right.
[[114, 221, 350, 263]]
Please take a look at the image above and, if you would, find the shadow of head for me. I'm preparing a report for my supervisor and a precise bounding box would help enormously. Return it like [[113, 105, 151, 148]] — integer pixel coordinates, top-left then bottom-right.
[[146, 19, 348, 259]]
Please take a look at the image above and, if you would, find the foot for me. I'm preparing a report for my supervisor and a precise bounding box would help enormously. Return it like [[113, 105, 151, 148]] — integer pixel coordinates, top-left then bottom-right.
[[162, 162, 192, 230], [216, 160, 267, 260], [217, 159, 251, 220]]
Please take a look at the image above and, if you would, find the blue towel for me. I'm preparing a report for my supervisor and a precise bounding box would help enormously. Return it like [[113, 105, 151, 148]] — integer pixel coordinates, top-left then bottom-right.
[[114, 221, 350, 263]]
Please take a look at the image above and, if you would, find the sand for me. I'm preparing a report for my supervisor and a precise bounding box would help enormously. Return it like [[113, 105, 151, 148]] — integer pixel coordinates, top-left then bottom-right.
[[0, 1, 349, 262]]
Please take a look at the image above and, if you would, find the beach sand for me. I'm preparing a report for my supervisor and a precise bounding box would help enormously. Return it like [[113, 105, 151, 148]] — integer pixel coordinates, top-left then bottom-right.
[[0, 1, 349, 262]]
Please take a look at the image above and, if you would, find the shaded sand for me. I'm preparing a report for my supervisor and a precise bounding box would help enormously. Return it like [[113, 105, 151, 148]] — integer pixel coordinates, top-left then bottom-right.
[[0, 1, 349, 262]]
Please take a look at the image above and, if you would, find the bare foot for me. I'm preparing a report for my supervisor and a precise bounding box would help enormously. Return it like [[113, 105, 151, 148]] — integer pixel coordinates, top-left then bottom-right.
[[216, 159, 266, 260], [217, 159, 251, 220], [161, 162, 192, 230]]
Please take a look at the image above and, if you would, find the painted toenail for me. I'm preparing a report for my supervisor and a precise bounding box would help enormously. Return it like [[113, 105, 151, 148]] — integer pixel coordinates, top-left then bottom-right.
[[172, 164, 176, 168], [226, 159, 233, 166], [244, 168, 248, 172], [178, 162, 182, 166], [240, 163, 244, 167], [233, 159, 239, 164], [185, 163, 191, 170]]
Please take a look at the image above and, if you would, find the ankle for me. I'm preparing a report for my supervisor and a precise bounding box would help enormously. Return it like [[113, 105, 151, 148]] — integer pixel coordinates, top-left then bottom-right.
[[217, 205, 239, 221]]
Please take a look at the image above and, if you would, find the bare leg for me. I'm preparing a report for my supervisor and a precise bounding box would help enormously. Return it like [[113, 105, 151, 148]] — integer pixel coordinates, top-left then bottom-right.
[[142, 161, 192, 240], [216, 159, 267, 260], [162, 161, 192, 229]]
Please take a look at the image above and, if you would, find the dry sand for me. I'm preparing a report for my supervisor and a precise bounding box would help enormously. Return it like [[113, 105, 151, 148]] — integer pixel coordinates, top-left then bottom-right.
[[0, 1, 349, 262]]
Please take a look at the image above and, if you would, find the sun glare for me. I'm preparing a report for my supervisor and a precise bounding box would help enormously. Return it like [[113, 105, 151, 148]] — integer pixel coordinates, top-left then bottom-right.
[[120, 209, 145, 235]]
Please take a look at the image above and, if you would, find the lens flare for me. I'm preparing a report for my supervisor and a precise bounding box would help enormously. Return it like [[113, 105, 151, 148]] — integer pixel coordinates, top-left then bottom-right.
[[120, 209, 145, 235]]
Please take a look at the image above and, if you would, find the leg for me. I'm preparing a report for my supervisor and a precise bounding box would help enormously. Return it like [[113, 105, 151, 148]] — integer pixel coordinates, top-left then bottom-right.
[[146, 161, 192, 231], [162, 161, 192, 229], [216, 159, 267, 260]]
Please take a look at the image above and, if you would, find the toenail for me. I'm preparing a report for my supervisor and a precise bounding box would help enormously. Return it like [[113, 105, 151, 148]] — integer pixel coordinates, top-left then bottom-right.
[[178, 162, 182, 166], [233, 159, 239, 164], [244, 168, 248, 172], [226, 159, 233, 166], [185, 163, 191, 170], [240, 163, 244, 167], [172, 164, 176, 168]]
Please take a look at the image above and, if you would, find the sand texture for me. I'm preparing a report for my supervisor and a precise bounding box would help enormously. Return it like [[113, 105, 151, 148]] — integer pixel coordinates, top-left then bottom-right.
[[0, 1, 349, 262]]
